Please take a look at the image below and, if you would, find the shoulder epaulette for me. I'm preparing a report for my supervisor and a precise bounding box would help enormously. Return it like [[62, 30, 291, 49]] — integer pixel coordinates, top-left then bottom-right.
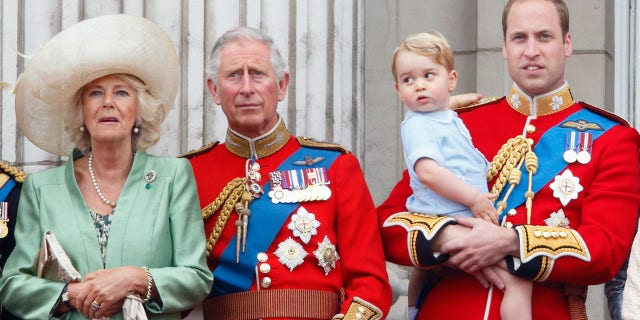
[[296, 136, 350, 154], [179, 141, 221, 159], [579, 102, 632, 127], [0, 161, 27, 183], [456, 96, 505, 113]]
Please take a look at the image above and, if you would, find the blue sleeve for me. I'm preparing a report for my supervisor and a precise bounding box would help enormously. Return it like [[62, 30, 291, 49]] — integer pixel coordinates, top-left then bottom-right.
[[401, 115, 444, 169]]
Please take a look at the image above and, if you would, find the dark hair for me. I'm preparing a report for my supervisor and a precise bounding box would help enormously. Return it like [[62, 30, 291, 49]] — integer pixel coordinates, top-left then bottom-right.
[[502, 0, 569, 38]]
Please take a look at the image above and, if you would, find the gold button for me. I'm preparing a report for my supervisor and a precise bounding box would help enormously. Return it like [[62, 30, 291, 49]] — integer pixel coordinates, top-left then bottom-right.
[[507, 209, 517, 217], [527, 124, 536, 134], [257, 252, 268, 262]]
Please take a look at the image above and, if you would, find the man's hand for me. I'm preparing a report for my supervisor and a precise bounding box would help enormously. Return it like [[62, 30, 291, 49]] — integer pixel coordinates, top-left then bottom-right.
[[449, 93, 483, 109], [440, 216, 519, 273], [470, 267, 506, 290]]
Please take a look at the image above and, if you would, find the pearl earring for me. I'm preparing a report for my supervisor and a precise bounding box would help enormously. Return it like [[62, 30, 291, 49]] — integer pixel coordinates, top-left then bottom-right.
[[133, 127, 140, 134], [80, 125, 85, 132]]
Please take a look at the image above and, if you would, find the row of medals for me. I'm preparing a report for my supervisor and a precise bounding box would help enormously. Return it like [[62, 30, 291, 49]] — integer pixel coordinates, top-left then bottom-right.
[[0, 202, 8, 238], [563, 131, 592, 164], [268, 185, 332, 204], [267, 167, 332, 204], [236, 161, 331, 263]]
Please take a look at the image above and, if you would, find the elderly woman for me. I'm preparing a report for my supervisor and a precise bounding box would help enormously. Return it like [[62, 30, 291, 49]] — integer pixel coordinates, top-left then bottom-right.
[[0, 15, 212, 319]]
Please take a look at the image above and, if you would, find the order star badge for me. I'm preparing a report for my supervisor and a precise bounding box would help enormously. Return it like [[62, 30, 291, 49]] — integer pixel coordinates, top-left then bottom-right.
[[314, 235, 340, 275], [288, 206, 320, 244], [275, 237, 308, 271], [544, 208, 570, 228], [549, 169, 583, 206]]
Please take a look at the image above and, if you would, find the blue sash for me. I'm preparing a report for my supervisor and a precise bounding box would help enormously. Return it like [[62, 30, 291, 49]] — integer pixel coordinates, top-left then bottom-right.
[[498, 108, 618, 221], [212, 147, 341, 295], [0, 178, 16, 202]]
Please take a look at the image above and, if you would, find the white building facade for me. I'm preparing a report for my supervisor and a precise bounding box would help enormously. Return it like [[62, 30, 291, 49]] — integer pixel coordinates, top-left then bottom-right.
[[1, 1, 638, 319]]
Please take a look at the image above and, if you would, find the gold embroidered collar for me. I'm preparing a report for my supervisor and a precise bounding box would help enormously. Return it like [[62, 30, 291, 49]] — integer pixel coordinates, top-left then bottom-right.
[[225, 118, 290, 160], [507, 82, 575, 116]]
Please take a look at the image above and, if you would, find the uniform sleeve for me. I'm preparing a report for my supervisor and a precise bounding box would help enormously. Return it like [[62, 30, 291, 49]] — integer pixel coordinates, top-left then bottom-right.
[[507, 126, 640, 284], [146, 159, 213, 313], [331, 153, 392, 318], [0, 175, 65, 319], [377, 170, 456, 268], [0, 182, 22, 270]]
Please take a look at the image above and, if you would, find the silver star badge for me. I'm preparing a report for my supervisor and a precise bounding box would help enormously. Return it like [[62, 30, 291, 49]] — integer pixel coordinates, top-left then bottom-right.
[[314, 235, 340, 275], [274, 237, 307, 271], [549, 169, 583, 206], [544, 208, 570, 228], [287, 206, 320, 244]]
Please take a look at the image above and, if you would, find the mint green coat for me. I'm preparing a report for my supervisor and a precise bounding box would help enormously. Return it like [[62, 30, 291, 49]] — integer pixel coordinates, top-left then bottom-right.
[[0, 152, 213, 319]]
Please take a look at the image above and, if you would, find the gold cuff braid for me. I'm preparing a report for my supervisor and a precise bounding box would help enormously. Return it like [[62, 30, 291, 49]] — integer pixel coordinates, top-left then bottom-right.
[[383, 212, 455, 240], [516, 225, 590, 264], [533, 256, 553, 282], [331, 297, 382, 320]]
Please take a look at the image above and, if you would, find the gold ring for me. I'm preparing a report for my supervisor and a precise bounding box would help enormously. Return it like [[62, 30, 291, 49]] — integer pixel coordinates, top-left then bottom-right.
[[91, 300, 100, 311]]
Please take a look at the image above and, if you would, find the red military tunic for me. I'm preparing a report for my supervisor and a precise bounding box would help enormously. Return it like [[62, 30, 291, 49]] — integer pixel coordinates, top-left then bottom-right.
[[0, 163, 25, 319], [185, 119, 391, 319], [379, 84, 640, 319]]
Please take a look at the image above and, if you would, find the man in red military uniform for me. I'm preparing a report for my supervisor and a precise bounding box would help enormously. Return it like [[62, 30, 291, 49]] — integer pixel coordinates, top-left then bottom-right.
[[0, 161, 25, 319], [378, 0, 640, 319], [183, 27, 391, 319]]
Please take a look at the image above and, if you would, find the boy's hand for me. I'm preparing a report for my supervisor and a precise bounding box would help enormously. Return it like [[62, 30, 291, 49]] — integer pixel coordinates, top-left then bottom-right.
[[470, 192, 499, 225]]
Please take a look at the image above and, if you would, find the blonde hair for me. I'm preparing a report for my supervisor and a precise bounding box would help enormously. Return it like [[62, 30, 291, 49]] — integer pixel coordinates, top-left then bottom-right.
[[65, 74, 167, 153], [391, 31, 454, 82]]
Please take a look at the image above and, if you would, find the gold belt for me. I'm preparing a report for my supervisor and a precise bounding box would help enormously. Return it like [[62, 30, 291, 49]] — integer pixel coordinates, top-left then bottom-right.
[[202, 289, 340, 319]]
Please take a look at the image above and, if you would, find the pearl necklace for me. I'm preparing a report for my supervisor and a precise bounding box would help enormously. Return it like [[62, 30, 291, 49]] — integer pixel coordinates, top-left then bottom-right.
[[88, 153, 117, 207]]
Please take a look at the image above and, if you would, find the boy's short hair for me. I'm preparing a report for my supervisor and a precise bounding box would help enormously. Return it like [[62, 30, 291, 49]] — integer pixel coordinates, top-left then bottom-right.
[[391, 31, 454, 82]]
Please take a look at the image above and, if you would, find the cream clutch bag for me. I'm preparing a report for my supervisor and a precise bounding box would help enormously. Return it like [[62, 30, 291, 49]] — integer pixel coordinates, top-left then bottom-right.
[[37, 230, 81, 283]]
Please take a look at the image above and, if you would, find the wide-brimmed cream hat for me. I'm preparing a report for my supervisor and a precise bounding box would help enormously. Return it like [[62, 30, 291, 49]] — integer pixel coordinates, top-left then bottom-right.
[[14, 14, 179, 156]]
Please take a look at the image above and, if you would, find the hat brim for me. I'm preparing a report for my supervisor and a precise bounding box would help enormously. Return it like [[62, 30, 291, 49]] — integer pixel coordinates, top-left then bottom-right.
[[15, 14, 179, 156]]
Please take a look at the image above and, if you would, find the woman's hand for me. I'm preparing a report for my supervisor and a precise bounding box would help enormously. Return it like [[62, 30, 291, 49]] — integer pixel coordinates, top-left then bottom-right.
[[69, 266, 148, 318], [67, 281, 121, 318]]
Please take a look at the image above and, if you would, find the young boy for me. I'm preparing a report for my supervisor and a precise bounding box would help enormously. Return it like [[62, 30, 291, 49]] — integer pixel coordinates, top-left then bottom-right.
[[391, 31, 532, 320]]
